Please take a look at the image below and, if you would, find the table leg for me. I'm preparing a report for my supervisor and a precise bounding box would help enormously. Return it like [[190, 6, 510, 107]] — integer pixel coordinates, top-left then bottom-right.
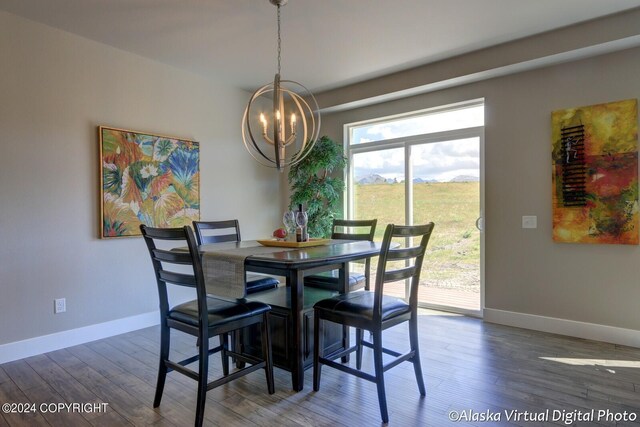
[[289, 269, 305, 391]]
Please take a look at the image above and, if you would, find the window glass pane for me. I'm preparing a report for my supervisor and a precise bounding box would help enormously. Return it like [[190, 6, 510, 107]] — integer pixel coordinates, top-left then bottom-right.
[[352, 148, 405, 234], [412, 138, 481, 310], [350, 105, 483, 145], [352, 149, 405, 297]]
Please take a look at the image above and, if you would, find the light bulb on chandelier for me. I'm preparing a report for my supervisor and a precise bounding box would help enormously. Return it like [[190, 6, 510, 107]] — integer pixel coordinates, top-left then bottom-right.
[[242, 0, 320, 171]]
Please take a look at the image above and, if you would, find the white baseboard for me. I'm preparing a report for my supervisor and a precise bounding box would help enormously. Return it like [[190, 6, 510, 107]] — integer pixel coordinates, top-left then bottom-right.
[[484, 308, 640, 348], [0, 311, 159, 364]]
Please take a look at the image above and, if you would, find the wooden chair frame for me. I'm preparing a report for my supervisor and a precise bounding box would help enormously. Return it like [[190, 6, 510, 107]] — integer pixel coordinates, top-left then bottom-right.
[[313, 222, 435, 423], [141, 225, 274, 427]]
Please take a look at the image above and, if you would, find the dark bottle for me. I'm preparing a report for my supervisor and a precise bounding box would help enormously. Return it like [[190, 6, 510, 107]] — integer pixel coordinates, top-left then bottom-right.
[[296, 221, 303, 243], [296, 204, 308, 242]]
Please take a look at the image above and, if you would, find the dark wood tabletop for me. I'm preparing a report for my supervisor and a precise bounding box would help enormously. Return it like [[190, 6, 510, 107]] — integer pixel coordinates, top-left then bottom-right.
[[245, 240, 381, 265]]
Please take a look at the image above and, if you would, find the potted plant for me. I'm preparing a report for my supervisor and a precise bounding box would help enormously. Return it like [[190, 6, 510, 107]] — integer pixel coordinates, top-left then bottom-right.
[[288, 136, 347, 238]]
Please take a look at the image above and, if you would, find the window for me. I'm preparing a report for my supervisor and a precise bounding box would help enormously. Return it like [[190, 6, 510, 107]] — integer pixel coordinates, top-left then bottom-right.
[[349, 103, 484, 145]]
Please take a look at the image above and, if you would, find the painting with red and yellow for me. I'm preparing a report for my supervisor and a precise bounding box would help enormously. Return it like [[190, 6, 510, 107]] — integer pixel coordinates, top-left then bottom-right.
[[552, 99, 638, 244]]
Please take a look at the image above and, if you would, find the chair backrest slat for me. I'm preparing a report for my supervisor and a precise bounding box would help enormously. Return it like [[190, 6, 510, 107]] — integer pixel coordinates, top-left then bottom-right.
[[334, 219, 377, 228], [152, 248, 194, 265], [374, 222, 435, 320], [193, 220, 241, 245], [332, 219, 377, 241], [204, 234, 240, 243], [332, 232, 367, 241], [142, 227, 189, 240], [390, 224, 433, 237], [383, 266, 417, 283], [158, 270, 197, 288], [386, 246, 425, 261]]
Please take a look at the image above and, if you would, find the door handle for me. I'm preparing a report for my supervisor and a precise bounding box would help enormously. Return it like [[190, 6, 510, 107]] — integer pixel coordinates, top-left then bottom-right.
[[475, 217, 484, 231]]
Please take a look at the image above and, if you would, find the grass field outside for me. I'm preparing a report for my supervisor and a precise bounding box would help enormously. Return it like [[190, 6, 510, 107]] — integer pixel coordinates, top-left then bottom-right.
[[353, 181, 480, 299]]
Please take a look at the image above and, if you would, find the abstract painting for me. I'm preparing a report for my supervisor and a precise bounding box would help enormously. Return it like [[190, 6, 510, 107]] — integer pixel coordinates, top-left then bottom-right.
[[99, 126, 200, 238], [552, 99, 638, 244]]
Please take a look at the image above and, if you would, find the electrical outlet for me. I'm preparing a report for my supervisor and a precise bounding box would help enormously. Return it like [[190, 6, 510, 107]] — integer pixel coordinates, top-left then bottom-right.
[[54, 298, 66, 314], [522, 215, 538, 229]]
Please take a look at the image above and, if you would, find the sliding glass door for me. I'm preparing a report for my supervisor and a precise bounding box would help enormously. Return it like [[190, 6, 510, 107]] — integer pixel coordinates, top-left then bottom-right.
[[346, 101, 484, 315], [410, 137, 481, 312]]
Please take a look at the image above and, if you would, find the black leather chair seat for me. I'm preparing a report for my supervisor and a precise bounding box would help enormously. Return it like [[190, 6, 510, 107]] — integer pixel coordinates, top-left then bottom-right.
[[305, 270, 365, 291], [314, 291, 410, 322], [246, 274, 279, 294], [169, 297, 271, 327]]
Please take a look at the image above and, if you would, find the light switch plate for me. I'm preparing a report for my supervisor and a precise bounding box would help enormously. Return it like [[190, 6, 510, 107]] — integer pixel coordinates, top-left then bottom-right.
[[522, 215, 537, 229]]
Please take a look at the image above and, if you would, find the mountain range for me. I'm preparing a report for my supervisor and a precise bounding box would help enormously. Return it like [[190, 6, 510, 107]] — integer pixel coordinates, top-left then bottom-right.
[[356, 174, 478, 184]]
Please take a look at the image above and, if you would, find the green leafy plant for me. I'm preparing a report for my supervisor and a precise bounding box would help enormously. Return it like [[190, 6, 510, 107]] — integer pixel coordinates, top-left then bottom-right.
[[288, 136, 347, 238]]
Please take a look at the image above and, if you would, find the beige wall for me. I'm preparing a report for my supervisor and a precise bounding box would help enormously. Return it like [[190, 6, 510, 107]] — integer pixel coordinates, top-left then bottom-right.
[[0, 11, 280, 346], [320, 46, 640, 331]]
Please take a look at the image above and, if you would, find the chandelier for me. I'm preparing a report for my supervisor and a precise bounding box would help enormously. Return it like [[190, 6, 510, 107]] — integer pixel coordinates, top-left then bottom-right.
[[242, 0, 320, 171]]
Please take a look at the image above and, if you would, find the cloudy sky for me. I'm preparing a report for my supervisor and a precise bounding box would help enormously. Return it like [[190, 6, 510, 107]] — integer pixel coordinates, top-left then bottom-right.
[[351, 105, 483, 182]]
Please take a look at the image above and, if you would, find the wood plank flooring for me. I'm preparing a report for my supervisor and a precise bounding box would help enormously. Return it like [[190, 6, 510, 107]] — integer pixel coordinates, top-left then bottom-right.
[[1, 310, 639, 426]]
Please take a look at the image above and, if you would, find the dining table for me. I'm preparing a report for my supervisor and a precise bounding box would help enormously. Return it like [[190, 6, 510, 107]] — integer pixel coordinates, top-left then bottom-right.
[[196, 239, 383, 391]]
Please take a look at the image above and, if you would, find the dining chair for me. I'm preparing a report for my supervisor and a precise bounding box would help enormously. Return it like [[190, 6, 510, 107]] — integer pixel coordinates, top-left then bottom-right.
[[305, 218, 377, 292], [193, 219, 280, 369], [312, 222, 435, 423], [141, 225, 274, 427], [193, 220, 279, 294]]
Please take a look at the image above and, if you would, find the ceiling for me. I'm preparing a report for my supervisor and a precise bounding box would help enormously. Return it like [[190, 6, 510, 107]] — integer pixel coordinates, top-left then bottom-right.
[[1, 0, 640, 92]]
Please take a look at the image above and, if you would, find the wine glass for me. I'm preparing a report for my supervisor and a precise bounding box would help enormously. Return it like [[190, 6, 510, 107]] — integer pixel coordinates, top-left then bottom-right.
[[283, 211, 297, 241], [295, 210, 308, 241]]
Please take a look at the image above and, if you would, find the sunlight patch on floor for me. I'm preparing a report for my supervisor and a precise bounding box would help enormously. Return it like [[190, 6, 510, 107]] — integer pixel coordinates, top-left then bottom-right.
[[540, 357, 640, 370], [418, 308, 464, 316]]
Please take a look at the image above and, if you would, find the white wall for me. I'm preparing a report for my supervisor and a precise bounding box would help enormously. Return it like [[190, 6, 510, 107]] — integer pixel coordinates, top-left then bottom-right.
[[0, 11, 281, 349]]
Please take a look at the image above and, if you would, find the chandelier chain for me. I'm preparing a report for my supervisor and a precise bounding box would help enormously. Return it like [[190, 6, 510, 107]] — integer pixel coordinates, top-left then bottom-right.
[[277, 4, 281, 75]]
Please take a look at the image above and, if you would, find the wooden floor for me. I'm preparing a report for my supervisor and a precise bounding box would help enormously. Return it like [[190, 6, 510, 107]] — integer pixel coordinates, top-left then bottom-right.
[[1, 310, 639, 426]]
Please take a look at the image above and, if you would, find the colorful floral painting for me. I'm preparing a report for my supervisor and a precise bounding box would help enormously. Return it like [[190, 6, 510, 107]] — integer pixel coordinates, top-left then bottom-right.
[[100, 126, 200, 238], [551, 99, 638, 244]]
